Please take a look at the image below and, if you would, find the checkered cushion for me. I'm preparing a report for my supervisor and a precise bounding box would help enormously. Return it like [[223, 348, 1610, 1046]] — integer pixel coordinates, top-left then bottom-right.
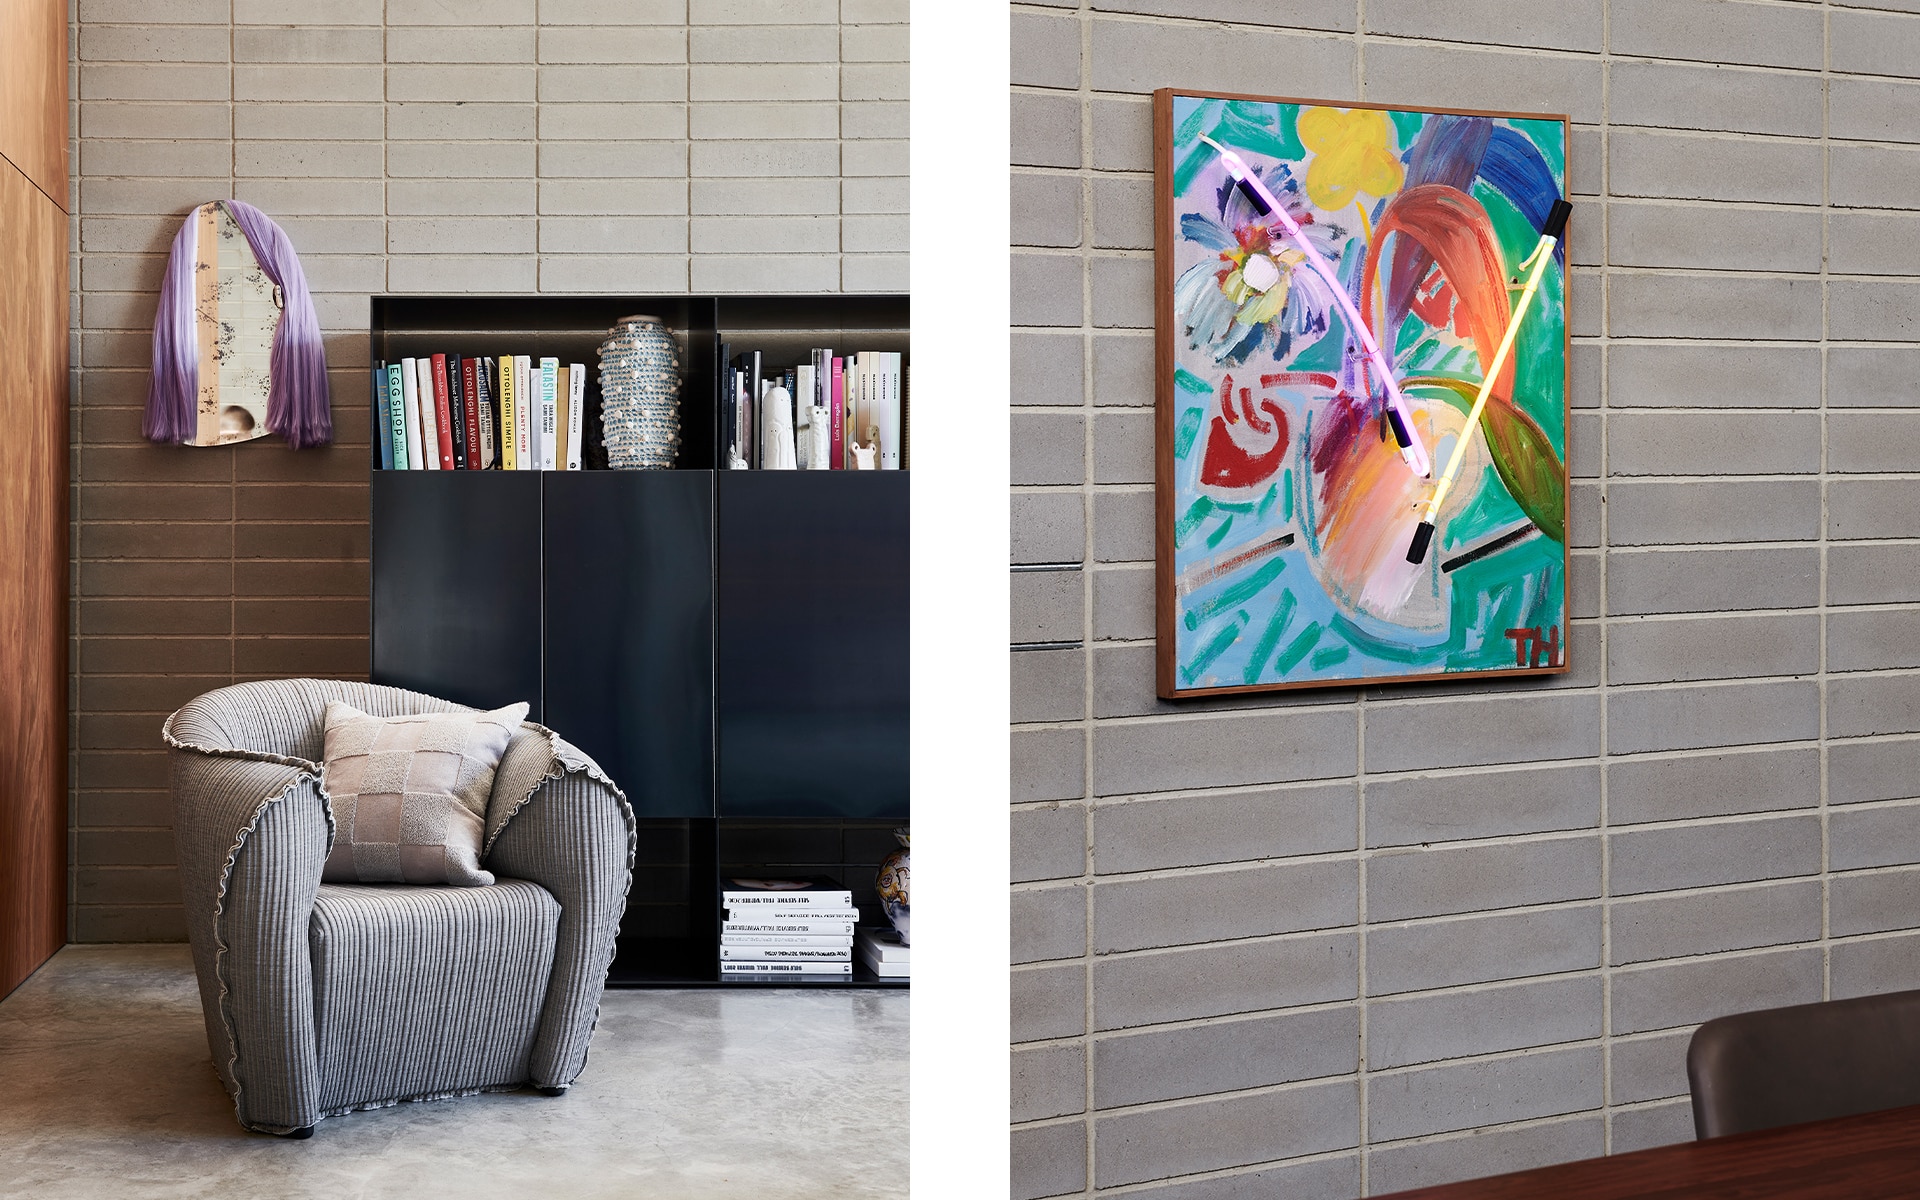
[[318, 699, 529, 886]]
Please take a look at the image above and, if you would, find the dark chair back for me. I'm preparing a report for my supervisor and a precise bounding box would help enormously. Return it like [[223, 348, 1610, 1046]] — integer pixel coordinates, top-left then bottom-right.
[[1687, 988, 1920, 1139]]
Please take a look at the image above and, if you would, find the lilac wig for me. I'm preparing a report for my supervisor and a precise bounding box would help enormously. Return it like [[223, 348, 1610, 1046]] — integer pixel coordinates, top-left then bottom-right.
[[144, 200, 332, 448]]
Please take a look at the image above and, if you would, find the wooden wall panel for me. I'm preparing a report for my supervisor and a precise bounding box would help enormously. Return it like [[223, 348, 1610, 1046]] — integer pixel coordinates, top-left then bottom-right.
[[0, 157, 69, 997], [0, 0, 68, 210]]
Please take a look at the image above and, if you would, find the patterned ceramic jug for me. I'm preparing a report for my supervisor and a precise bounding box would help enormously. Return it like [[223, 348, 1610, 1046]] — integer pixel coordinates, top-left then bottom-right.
[[875, 827, 909, 945]]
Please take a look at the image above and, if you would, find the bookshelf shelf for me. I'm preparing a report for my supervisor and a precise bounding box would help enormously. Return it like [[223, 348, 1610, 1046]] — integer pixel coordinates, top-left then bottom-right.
[[369, 293, 908, 471], [369, 293, 909, 989]]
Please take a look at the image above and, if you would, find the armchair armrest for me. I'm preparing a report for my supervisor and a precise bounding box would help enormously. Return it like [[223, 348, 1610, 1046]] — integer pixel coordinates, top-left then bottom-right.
[[164, 722, 331, 1135], [483, 726, 636, 1088]]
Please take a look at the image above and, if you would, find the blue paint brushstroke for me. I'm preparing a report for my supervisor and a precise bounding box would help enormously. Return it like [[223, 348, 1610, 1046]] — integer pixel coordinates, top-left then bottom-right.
[[1480, 125, 1566, 264]]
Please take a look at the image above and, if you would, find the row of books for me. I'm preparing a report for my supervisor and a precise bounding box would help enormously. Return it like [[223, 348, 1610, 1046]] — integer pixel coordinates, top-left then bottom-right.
[[719, 876, 855, 978], [371, 354, 585, 471], [717, 876, 907, 980], [724, 347, 907, 471]]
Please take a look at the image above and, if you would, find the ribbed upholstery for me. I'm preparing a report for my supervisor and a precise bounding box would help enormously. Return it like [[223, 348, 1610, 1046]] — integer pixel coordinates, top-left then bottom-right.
[[164, 678, 635, 1135], [310, 881, 559, 1114]]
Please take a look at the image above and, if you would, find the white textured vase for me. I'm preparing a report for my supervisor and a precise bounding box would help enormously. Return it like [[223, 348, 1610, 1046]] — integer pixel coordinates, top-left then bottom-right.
[[596, 315, 682, 469]]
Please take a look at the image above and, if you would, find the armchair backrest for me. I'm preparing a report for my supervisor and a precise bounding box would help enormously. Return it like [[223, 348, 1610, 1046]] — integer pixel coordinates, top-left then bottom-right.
[[165, 678, 473, 763]]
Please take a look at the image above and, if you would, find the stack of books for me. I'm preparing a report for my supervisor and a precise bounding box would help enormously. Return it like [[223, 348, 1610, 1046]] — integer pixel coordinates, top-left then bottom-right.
[[371, 353, 586, 472], [718, 876, 856, 980], [856, 927, 910, 980], [720, 346, 907, 471]]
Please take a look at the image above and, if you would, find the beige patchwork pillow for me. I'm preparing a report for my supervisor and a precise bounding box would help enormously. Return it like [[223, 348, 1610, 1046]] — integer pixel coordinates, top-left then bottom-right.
[[318, 700, 529, 887]]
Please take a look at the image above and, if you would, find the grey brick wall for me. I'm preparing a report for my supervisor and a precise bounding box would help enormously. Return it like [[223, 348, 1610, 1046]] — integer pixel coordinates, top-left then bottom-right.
[[1010, 2, 1920, 1195], [69, 0, 906, 942]]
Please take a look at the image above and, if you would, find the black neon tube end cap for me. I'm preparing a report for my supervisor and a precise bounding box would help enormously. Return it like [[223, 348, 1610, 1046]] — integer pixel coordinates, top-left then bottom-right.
[[1407, 521, 1436, 565], [1542, 199, 1572, 241], [1234, 177, 1275, 216], [1385, 406, 1413, 449]]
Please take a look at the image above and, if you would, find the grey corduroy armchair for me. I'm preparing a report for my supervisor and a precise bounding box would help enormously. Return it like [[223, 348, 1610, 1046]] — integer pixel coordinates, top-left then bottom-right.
[[162, 678, 635, 1137]]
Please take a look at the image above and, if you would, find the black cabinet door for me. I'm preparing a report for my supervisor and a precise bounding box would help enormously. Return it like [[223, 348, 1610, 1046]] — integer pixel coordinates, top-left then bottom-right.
[[371, 471, 543, 717], [716, 472, 909, 819], [544, 471, 714, 817]]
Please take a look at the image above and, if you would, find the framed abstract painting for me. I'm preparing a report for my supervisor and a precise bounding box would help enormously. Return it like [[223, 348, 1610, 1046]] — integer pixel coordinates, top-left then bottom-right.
[[1153, 89, 1572, 698]]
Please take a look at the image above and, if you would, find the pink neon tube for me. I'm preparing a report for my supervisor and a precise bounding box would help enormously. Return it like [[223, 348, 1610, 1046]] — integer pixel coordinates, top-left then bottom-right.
[[1198, 135, 1431, 478]]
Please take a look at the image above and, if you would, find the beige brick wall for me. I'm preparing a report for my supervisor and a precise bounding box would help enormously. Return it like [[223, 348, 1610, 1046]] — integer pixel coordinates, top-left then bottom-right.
[[1011, 1, 1920, 1195], [69, 0, 907, 942]]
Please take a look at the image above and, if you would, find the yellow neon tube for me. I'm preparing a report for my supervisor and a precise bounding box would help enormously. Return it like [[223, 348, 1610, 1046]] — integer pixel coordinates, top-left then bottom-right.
[[1406, 199, 1572, 565]]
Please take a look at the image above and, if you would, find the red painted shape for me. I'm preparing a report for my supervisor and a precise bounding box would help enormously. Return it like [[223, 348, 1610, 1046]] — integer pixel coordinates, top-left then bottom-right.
[[1201, 375, 1290, 491]]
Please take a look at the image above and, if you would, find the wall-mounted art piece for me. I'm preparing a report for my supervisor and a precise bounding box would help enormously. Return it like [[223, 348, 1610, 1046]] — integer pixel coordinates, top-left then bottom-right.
[[1153, 89, 1572, 697], [145, 199, 332, 449]]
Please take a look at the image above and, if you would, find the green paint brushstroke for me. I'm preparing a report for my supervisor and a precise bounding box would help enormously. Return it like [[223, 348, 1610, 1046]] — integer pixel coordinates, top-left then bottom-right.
[[1215, 105, 1304, 164], [1243, 589, 1298, 685], [1255, 483, 1278, 520], [1180, 612, 1246, 686], [1175, 366, 1213, 396], [1175, 407, 1203, 460], [1172, 141, 1215, 197], [1175, 98, 1221, 149], [1184, 556, 1286, 630], [1331, 614, 1431, 665], [1311, 644, 1351, 671], [1204, 514, 1235, 549], [1282, 469, 1293, 522], [1274, 621, 1324, 676], [1388, 109, 1424, 153], [1175, 496, 1215, 548]]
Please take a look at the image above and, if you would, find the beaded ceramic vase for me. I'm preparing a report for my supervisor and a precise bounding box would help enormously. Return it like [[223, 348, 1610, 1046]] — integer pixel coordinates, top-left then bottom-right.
[[597, 315, 682, 469], [876, 827, 909, 945]]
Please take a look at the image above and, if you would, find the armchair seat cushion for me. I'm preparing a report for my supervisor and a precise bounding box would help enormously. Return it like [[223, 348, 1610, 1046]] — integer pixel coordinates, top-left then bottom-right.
[[309, 879, 560, 1114]]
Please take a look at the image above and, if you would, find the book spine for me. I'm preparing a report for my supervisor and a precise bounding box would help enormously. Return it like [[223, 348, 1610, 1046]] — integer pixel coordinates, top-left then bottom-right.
[[474, 358, 496, 469], [718, 946, 852, 961], [723, 909, 860, 922], [567, 362, 585, 470], [720, 934, 855, 947], [855, 936, 911, 963], [515, 356, 533, 470], [856, 948, 910, 977], [859, 351, 874, 456], [748, 351, 761, 469], [718, 961, 852, 975], [722, 895, 855, 908], [414, 358, 440, 470], [447, 353, 468, 470], [795, 363, 812, 470], [430, 354, 455, 470], [499, 357, 518, 471], [387, 364, 408, 471], [555, 365, 570, 470], [716, 341, 732, 466], [724, 917, 856, 931], [540, 357, 559, 471], [373, 362, 393, 470], [399, 357, 425, 470], [461, 357, 484, 469], [831, 356, 845, 468], [880, 351, 901, 469]]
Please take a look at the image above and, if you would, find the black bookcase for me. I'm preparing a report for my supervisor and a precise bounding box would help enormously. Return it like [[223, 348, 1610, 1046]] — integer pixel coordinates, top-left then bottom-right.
[[369, 295, 909, 987]]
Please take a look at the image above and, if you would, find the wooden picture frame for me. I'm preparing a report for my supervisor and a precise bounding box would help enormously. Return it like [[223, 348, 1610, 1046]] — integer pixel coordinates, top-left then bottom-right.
[[1153, 89, 1573, 698]]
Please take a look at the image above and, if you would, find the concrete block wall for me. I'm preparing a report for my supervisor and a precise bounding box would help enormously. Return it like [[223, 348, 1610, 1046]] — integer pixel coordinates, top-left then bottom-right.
[[1010, 2, 1920, 1196], [69, 0, 906, 942]]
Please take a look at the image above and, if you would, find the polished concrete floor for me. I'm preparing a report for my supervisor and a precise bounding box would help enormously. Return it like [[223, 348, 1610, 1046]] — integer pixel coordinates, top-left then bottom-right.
[[0, 945, 908, 1199]]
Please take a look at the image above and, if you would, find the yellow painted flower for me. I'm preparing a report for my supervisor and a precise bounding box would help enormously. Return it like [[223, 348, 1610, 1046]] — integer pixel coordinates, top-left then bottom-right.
[[1297, 107, 1405, 211]]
